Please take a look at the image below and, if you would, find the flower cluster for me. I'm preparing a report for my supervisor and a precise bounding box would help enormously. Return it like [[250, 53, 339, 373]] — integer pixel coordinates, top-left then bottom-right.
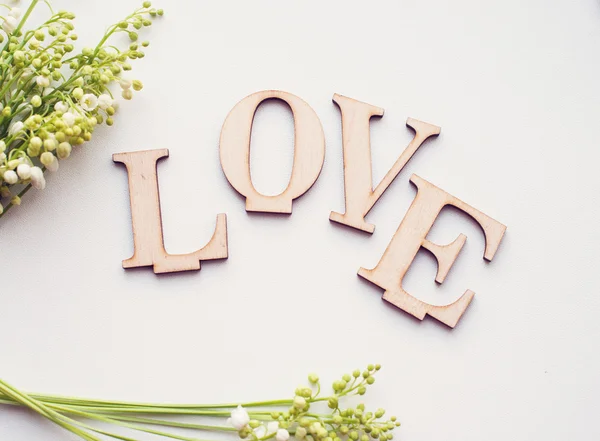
[[0, 365, 400, 441], [229, 364, 399, 441], [0, 0, 163, 217]]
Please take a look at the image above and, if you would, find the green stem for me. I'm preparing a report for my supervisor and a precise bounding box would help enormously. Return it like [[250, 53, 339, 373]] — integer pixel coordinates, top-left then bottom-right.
[[0, 379, 100, 441], [29, 392, 293, 409]]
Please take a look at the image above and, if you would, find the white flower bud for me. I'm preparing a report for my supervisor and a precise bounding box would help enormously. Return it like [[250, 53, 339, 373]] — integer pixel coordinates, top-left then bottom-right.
[[8, 120, 24, 136], [122, 89, 133, 100], [267, 422, 279, 434], [293, 396, 306, 409], [119, 78, 132, 89], [16, 163, 31, 180], [8, 7, 22, 19], [40, 152, 58, 172], [296, 428, 307, 439], [2, 16, 17, 33], [3, 170, 18, 184], [98, 94, 113, 110], [62, 112, 76, 127], [0, 141, 6, 152], [54, 101, 69, 113], [227, 405, 250, 430], [30, 166, 46, 190], [276, 429, 290, 441], [36, 75, 50, 88]]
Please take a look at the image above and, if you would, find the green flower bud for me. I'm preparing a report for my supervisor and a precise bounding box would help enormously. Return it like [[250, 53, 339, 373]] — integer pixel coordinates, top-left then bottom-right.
[[34, 30, 45, 41], [64, 44, 74, 52], [157, 9, 164, 15], [70, 33, 78, 40], [332, 415, 343, 425], [142, 41, 150, 47], [143, 1, 152, 7], [293, 395, 306, 409], [239, 428, 251, 439], [249, 420, 261, 429], [360, 436, 369, 441], [349, 432, 358, 440], [31, 95, 42, 107], [11, 195, 21, 206], [327, 397, 338, 409], [128, 31, 138, 41], [72, 88, 84, 100], [366, 376, 375, 385], [44, 139, 56, 151], [342, 374, 351, 382], [40, 151, 55, 167], [368, 364, 375, 371], [57, 142, 72, 159], [118, 21, 129, 29], [357, 386, 366, 395], [55, 131, 66, 143], [375, 409, 385, 418], [106, 117, 114, 126]]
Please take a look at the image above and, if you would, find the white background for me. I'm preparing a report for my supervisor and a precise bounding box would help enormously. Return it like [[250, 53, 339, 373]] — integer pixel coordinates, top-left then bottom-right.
[[1, 0, 599, 440]]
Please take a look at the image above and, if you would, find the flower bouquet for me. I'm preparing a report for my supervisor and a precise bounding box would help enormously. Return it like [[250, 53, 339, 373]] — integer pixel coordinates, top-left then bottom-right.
[[0, 0, 162, 217], [0, 365, 400, 441]]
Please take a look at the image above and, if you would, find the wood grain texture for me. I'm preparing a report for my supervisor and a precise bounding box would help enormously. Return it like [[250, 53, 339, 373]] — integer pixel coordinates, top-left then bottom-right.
[[220, 90, 326, 214], [359, 174, 507, 328], [330, 94, 441, 233], [113, 149, 228, 274]]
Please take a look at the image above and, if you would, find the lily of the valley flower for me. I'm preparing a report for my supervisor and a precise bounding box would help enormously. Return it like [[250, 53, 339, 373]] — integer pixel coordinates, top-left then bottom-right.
[[80, 94, 98, 111], [29, 167, 46, 190], [98, 94, 113, 110], [2, 16, 17, 33], [228, 405, 250, 431]]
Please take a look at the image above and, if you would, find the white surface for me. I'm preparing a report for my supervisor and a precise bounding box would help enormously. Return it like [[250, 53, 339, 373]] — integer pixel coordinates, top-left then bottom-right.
[[1, 0, 599, 440]]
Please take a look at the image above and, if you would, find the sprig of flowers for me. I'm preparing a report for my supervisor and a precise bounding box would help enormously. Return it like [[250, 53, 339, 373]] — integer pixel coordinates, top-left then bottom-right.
[[0, 365, 400, 441], [0, 0, 163, 218]]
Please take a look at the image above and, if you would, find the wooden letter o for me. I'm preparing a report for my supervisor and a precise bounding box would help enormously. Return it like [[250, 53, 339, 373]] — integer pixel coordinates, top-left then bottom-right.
[[219, 90, 326, 214]]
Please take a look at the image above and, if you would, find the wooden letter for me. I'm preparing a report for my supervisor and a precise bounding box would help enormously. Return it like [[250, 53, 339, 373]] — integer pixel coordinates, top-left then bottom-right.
[[330, 94, 441, 233], [113, 149, 228, 274], [358, 174, 506, 328], [220, 90, 326, 214]]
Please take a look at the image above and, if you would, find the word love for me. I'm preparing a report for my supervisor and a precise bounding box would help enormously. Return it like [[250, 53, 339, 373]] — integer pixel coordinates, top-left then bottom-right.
[[114, 90, 507, 328]]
